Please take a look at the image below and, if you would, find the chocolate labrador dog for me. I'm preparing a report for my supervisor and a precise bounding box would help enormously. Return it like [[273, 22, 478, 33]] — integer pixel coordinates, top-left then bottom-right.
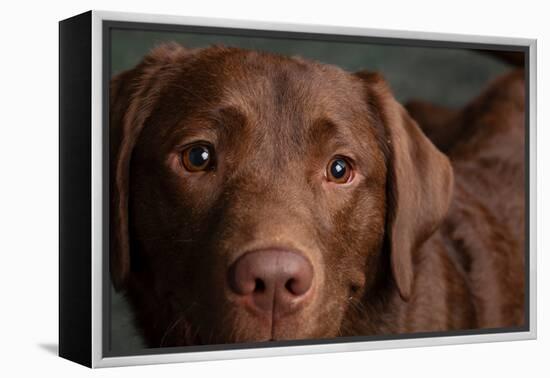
[[110, 44, 525, 347]]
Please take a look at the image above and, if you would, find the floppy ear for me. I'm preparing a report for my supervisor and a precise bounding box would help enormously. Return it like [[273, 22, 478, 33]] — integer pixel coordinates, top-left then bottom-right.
[[355, 71, 454, 301], [110, 43, 186, 290]]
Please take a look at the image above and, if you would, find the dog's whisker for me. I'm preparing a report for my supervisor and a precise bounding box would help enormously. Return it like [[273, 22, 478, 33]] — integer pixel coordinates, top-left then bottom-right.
[[159, 302, 197, 347], [159, 314, 186, 348]]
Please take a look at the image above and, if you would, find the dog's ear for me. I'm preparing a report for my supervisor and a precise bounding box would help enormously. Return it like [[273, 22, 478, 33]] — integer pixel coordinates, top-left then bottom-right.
[[110, 43, 187, 290], [355, 71, 454, 301]]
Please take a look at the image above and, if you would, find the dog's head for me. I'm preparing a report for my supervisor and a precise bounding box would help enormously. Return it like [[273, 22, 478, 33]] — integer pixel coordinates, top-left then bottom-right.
[[110, 44, 453, 346]]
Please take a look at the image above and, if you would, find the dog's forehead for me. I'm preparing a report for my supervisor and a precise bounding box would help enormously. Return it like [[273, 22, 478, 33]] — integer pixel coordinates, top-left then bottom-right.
[[212, 50, 367, 121], [153, 48, 377, 152]]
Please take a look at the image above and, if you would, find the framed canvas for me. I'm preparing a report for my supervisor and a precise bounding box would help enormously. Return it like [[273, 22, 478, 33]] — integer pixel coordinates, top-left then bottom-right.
[[59, 10, 537, 368]]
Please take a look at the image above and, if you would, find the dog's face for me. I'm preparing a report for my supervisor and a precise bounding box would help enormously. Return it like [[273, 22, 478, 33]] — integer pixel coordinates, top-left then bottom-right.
[[110, 45, 453, 346]]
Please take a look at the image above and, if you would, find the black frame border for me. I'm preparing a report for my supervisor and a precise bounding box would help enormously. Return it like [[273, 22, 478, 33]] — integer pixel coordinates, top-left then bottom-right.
[[59, 11, 93, 367]]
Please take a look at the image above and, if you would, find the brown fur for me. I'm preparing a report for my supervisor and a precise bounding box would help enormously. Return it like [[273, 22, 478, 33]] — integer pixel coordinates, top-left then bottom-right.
[[110, 44, 525, 347]]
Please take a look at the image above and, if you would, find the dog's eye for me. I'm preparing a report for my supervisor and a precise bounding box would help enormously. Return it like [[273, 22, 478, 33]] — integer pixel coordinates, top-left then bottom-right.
[[182, 145, 213, 172], [326, 157, 353, 184]]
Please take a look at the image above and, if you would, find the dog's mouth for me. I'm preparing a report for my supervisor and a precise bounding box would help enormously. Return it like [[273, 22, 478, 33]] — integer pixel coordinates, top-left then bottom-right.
[[158, 311, 319, 347], [157, 248, 324, 347]]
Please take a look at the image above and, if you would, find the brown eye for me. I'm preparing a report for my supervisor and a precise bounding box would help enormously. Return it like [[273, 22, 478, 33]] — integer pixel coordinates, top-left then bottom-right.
[[326, 157, 353, 184], [182, 145, 213, 172]]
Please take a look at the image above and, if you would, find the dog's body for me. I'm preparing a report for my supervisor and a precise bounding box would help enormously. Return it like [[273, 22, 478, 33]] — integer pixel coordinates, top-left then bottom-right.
[[311, 70, 526, 335], [110, 45, 525, 347], [403, 70, 526, 330]]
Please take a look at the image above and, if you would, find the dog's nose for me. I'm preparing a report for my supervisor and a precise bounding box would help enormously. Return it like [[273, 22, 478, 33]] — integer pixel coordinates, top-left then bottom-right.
[[228, 250, 314, 317]]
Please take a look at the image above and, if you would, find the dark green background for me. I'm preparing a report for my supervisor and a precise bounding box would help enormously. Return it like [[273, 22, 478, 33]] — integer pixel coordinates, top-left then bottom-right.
[[112, 29, 510, 107], [109, 28, 512, 354]]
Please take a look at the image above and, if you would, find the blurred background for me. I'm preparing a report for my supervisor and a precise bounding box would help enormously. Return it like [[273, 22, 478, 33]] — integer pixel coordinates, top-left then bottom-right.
[[109, 28, 515, 354], [111, 29, 513, 107]]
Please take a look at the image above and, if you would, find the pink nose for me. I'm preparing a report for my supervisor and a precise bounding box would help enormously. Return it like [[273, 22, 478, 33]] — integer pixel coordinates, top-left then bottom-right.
[[228, 250, 314, 317]]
